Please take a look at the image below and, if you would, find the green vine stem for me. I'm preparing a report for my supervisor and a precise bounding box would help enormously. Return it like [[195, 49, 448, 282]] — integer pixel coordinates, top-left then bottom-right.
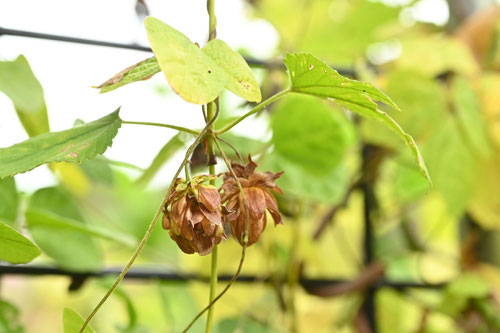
[[183, 134, 250, 332], [122, 120, 200, 135], [79, 108, 220, 333], [205, 0, 218, 331], [215, 88, 290, 135]]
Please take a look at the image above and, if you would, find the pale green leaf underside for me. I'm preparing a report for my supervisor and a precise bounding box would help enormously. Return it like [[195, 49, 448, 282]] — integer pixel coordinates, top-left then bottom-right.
[[96, 57, 160, 93], [202, 39, 261, 102], [284, 53, 431, 185], [0, 109, 121, 179], [0, 55, 50, 137], [0, 220, 41, 264], [63, 308, 95, 333], [145, 17, 226, 104]]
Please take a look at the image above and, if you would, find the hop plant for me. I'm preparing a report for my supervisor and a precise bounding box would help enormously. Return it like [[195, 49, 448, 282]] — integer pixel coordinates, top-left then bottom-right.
[[162, 175, 226, 255], [220, 156, 284, 246]]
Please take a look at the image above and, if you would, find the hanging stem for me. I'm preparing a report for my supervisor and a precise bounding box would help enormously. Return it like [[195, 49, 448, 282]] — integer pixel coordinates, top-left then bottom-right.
[[183, 135, 250, 333], [122, 120, 200, 135], [79, 111, 219, 333]]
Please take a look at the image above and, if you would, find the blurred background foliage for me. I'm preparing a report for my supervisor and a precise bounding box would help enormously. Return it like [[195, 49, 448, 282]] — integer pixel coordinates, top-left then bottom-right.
[[1, 0, 500, 332]]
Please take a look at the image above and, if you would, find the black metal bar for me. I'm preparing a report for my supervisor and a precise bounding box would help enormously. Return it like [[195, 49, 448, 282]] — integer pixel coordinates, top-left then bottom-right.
[[0, 264, 445, 289], [0, 26, 357, 76]]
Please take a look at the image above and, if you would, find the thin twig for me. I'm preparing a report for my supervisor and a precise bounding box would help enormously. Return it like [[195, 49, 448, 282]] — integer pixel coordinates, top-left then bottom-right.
[[122, 120, 200, 135], [182, 134, 250, 332]]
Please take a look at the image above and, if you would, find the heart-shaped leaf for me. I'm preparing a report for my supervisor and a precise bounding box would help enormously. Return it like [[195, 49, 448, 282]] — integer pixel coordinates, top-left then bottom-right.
[[0, 109, 121, 179], [145, 17, 226, 104]]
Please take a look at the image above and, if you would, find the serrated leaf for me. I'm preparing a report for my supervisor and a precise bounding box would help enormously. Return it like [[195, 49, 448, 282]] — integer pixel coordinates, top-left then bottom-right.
[[145, 17, 226, 104], [0, 220, 41, 264], [95, 57, 161, 93], [0, 55, 50, 136], [0, 109, 121, 179], [0, 177, 19, 226], [63, 308, 95, 333], [284, 52, 431, 185], [26, 187, 102, 271], [202, 39, 261, 102]]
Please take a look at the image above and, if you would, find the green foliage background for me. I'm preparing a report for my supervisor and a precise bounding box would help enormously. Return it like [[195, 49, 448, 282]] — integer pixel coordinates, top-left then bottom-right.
[[1, 0, 500, 332]]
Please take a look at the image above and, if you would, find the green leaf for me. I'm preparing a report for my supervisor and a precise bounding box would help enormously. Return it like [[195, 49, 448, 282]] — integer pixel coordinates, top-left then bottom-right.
[[0, 109, 121, 179], [144, 17, 226, 104], [0, 299, 24, 333], [26, 187, 103, 271], [95, 57, 161, 93], [271, 94, 355, 175], [451, 75, 493, 157], [63, 308, 95, 333], [0, 55, 50, 136], [284, 52, 431, 185], [261, 152, 349, 204], [202, 39, 261, 102], [136, 133, 185, 187], [0, 220, 41, 264], [0, 177, 19, 226]]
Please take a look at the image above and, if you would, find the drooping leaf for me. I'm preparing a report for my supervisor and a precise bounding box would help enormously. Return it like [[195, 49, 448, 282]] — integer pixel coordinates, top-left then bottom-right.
[[0, 109, 121, 179], [284, 52, 431, 185], [144, 17, 226, 104], [202, 39, 261, 102], [0, 177, 19, 227], [26, 187, 103, 271], [0, 220, 41, 264], [271, 94, 355, 174], [0, 55, 50, 136], [95, 57, 161, 93], [63, 308, 95, 333]]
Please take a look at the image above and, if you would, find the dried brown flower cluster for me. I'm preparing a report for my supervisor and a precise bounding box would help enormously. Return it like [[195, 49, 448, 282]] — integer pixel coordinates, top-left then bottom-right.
[[162, 176, 225, 256], [220, 157, 283, 246], [162, 158, 283, 255]]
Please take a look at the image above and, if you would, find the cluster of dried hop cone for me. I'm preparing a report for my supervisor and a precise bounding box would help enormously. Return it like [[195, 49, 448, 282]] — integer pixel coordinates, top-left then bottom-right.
[[162, 157, 283, 255]]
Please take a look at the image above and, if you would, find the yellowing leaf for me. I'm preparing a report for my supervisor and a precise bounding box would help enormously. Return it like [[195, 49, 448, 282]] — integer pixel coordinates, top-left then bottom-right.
[[202, 39, 261, 102], [95, 57, 161, 93], [145, 17, 226, 104]]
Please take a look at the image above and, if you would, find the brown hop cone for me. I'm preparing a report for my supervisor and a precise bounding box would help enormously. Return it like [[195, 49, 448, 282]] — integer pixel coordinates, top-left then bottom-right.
[[220, 156, 283, 246], [162, 176, 225, 256]]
